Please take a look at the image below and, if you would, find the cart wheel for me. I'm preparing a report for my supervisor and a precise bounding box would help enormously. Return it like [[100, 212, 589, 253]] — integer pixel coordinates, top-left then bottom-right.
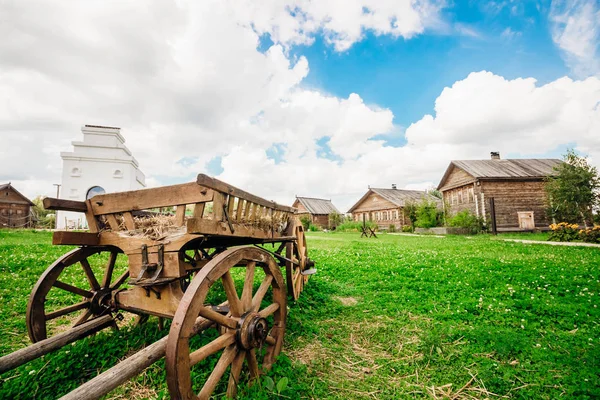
[[26, 247, 129, 343], [166, 247, 286, 400], [286, 223, 309, 300]]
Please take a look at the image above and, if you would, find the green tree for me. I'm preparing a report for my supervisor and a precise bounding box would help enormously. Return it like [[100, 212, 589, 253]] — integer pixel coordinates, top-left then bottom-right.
[[415, 199, 442, 228], [404, 201, 418, 229], [545, 150, 599, 227], [328, 212, 343, 230]]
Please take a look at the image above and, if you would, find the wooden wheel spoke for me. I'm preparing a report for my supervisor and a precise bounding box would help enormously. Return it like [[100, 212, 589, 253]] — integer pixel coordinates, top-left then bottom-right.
[[189, 333, 235, 367], [246, 349, 260, 380], [53, 280, 93, 298], [101, 251, 118, 288], [80, 258, 100, 291], [265, 335, 276, 346], [226, 349, 246, 398], [221, 271, 243, 317], [73, 308, 93, 327], [241, 261, 256, 312], [258, 303, 279, 318], [110, 270, 129, 290], [198, 345, 237, 399], [251, 275, 273, 312], [198, 306, 238, 329], [45, 301, 89, 321]]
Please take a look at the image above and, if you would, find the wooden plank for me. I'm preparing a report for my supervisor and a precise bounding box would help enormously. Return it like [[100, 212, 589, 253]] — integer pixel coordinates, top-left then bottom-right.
[[236, 199, 245, 221], [89, 183, 213, 215], [105, 214, 120, 231], [122, 212, 135, 231], [84, 200, 99, 233], [193, 202, 205, 218], [212, 192, 224, 221], [52, 231, 100, 246], [187, 218, 281, 239], [43, 198, 88, 212], [197, 174, 295, 213], [175, 205, 186, 226], [227, 195, 236, 216]]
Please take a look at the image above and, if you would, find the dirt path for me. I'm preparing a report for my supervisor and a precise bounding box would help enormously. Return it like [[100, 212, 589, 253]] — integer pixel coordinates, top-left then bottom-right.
[[501, 238, 600, 248]]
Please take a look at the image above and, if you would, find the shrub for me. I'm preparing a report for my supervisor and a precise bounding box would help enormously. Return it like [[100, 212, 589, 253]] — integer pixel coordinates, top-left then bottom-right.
[[308, 224, 320, 232], [299, 216, 311, 231], [402, 225, 413, 233], [447, 210, 485, 234], [578, 225, 600, 243], [415, 199, 443, 228], [388, 224, 396, 233], [548, 222, 580, 242], [336, 221, 377, 232]]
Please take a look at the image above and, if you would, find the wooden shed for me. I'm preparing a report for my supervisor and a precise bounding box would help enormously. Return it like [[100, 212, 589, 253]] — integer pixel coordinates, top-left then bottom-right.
[[0, 183, 34, 228], [292, 197, 341, 228], [348, 185, 442, 230], [437, 152, 562, 230]]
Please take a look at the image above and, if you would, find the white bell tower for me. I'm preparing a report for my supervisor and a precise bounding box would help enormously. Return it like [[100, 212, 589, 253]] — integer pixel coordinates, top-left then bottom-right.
[[57, 125, 146, 229]]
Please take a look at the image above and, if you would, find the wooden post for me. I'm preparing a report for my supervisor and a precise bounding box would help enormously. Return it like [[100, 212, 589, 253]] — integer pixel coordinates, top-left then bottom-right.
[[489, 197, 497, 235], [59, 317, 214, 400], [0, 315, 114, 374]]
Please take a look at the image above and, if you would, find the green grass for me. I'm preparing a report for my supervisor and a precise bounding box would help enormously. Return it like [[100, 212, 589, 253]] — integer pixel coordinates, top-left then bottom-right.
[[1, 230, 599, 399]]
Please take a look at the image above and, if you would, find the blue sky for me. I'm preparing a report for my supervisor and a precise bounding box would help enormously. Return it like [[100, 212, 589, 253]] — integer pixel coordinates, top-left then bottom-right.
[[290, 1, 568, 133]]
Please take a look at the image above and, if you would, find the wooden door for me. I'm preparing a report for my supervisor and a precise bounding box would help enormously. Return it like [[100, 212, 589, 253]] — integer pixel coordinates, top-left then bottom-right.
[[518, 211, 534, 229]]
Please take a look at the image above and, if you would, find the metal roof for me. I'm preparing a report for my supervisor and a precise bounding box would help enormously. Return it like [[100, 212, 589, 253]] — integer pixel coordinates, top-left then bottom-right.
[[437, 158, 562, 190], [295, 197, 340, 215], [347, 188, 442, 212]]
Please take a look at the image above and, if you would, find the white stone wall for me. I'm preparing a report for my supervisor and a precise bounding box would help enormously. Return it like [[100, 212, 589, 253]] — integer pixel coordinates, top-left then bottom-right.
[[57, 125, 146, 229]]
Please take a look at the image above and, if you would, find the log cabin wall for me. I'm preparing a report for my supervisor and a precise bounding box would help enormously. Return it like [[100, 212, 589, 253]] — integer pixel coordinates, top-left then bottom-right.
[[480, 180, 549, 228], [350, 191, 408, 229], [442, 184, 480, 217], [0, 185, 32, 228]]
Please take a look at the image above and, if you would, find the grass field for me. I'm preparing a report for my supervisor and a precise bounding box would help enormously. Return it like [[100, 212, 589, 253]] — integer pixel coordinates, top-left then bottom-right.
[[0, 230, 599, 399]]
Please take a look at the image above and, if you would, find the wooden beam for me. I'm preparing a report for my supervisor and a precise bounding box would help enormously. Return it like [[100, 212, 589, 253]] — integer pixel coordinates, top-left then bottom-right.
[[175, 205, 186, 226], [187, 218, 279, 239], [58, 317, 213, 400], [122, 212, 135, 231], [52, 231, 101, 246], [89, 183, 213, 215], [0, 315, 114, 374], [197, 174, 295, 213], [43, 198, 88, 212]]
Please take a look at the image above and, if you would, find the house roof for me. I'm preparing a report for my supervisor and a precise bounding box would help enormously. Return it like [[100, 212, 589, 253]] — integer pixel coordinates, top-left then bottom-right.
[[347, 188, 442, 213], [294, 197, 340, 215], [0, 183, 34, 205], [437, 158, 562, 190]]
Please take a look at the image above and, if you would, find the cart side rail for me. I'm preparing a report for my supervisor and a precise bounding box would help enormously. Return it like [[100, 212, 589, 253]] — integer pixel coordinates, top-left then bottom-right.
[[44, 175, 297, 242]]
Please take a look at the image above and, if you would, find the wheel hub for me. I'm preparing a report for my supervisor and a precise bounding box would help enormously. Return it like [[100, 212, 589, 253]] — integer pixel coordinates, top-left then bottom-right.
[[89, 288, 113, 315], [236, 312, 269, 349]]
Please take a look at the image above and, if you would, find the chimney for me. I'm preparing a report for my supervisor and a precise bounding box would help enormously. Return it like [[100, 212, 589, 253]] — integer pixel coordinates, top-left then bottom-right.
[[490, 151, 500, 160], [392, 184, 397, 189]]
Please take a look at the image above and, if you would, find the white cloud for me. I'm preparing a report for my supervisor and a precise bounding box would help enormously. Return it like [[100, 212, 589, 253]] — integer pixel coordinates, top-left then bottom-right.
[[233, 0, 443, 51], [1, 1, 600, 215], [550, 0, 600, 77]]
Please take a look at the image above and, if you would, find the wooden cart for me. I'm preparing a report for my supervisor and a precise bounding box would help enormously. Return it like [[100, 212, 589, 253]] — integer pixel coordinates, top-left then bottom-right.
[[0, 174, 314, 399]]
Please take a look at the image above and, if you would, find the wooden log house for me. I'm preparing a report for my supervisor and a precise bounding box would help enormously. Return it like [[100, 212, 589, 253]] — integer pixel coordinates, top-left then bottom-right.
[[437, 152, 562, 231], [0, 183, 34, 228], [291, 197, 340, 228], [348, 185, 442, 230]]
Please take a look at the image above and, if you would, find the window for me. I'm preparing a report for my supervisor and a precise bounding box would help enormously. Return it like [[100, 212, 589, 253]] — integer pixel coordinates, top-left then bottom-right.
[[113, 169, 123, 178], [86, 186, 106, 200], [458, 189, 463, 204], [71, 167, 81, 177]]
